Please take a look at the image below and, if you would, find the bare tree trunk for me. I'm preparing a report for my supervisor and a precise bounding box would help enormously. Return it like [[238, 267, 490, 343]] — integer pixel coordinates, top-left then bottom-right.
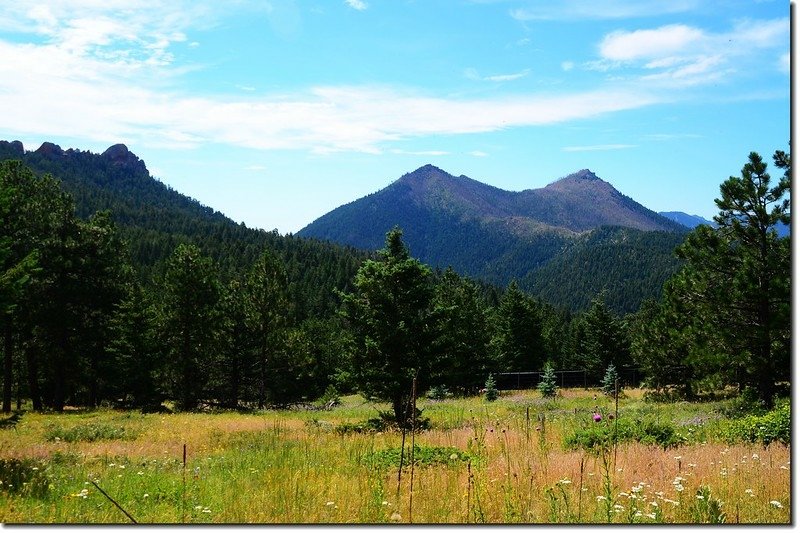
[[2, 319, 12, 413]]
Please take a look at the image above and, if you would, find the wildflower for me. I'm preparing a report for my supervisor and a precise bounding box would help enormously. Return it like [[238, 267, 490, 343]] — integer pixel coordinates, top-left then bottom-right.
[[596, 495, 607, 502], [696, 494, 705, 500], [390, 512, 402, 522], [108, 463, 116, 467], [593, 413, 602, 422], [745, 489, 754, 497], [780, 465, 788, 470], [674, 484, 684, 493], [449, 453, 459, 460], [752, 453, 760, 461], [688, 463, 697, 468], [770, 501, 783, 509], [143, 493, 149, 499], [674, 456, 682, 461], [381, 501, 389, 506], [202, 508, 211, 514], [719, 468, 728, 477], [325, 501, 335, 507], [613, 504, 625, 513], [645, 513, 657, 520], [649, 501, 659, 508], [558, 478, 571, 485], [137, 471, 144, 476], [634, 511, 643, 518]]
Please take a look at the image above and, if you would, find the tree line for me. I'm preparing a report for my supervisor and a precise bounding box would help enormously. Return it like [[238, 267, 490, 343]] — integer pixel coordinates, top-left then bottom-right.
[[0, 148, 790, 416]]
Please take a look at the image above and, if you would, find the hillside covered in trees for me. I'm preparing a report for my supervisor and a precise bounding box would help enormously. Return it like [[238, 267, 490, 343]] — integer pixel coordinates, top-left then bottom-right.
[[0, 143, 790, 417]]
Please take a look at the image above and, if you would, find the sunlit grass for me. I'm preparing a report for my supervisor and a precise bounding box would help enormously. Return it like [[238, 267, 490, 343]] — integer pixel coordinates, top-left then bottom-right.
[[0, 389, 789, 524]]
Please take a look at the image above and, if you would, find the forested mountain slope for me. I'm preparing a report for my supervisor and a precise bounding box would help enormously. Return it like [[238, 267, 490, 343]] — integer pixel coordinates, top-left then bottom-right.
[[0, 140, 367, 320], [299, 164, 688, 312]]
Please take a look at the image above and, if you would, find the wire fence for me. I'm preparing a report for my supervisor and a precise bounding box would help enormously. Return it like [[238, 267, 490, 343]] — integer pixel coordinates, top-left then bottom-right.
[[494, 367, 646, 391]]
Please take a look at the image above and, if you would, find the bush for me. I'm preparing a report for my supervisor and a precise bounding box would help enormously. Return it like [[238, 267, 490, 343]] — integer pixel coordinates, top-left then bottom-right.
[[426, 385, 452, 401], [565, 417, 685, 451], [724, 399, 790, 446], [45, 423, 131, 443], [366, 445, 471, 469]]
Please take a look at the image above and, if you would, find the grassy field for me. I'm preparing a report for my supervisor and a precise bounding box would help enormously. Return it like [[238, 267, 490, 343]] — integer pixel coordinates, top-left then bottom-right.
[[0, 388, 790, 524]]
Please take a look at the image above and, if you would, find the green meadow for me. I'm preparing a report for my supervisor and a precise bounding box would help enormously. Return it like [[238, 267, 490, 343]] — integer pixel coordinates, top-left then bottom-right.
[[0, 388, 789, 524]]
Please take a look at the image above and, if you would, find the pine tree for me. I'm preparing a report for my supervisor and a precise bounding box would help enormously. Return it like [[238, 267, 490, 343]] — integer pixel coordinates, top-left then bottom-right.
[[601, 363, 620, 397], [537, 362, 559, 398], [484, 373, 499, 402], [341, 227, 435, 426]]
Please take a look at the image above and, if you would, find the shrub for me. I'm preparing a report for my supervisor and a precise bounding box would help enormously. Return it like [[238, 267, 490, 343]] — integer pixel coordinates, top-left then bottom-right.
[[45, 423, 131, 443], [484, 374, 499, 402], [565, 417, 685, 451], [537, 363, 558, 398], [426, 385, 452, 401], [315, 385, 341, 409], [366, 445, 471, 469], [724, 399, 790, 446]]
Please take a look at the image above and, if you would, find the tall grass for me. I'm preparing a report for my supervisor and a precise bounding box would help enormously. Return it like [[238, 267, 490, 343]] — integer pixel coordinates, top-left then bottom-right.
[[0, 390, 790, 523]]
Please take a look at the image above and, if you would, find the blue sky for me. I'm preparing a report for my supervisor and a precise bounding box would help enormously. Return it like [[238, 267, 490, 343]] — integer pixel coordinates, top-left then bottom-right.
[[0, 1, 790, 233]]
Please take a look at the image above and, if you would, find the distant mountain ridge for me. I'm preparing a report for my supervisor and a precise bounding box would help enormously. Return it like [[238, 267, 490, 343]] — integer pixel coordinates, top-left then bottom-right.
[[299, 165, 688, 312]]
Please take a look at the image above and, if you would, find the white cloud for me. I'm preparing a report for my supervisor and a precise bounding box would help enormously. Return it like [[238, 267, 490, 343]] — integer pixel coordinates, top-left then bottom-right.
[[778, 51, 790, 74], [593, 18, 788, 87], [469, 150, 489, 157], [599, 24, 703, 62], [390, 149, 449, 156], [561, 61, 574, 71], [562, 144, 636, 152], [0, 28, 661, 154], [510, 0, 698, 21], [465, 67, 530, 82], [345, 0, 368, 11]]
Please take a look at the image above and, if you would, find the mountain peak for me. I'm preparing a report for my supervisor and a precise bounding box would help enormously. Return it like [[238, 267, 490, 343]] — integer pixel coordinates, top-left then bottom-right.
[[35, 142, 64, 158], [102, 143, 146, 171], [571, 169, 600, 181]]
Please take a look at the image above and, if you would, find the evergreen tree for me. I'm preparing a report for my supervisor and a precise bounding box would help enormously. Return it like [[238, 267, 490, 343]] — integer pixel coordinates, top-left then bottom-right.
[[491, 281, 545, 372], [430, 268, 493, 394], [245, 249, 288, 409], [160, 244, 220, 411], [107, 282, 162, 408], [537, 362, 558, 398], [341, 227, 435, 426], [484, 373, 499, 402], [572, 294, 630, 378], [601, 363, 620, 397], [663, 151, 790, 406]]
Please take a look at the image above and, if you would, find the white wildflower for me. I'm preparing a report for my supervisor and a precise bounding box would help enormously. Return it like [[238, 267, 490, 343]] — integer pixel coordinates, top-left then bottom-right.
[[770, 500, 783, 509], [596, 495, 607, 502]]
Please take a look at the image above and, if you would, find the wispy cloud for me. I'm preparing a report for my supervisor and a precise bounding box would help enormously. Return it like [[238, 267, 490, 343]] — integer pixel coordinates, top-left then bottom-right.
[[562, 144, 636, 152], [510, 0, 698, 21], [344, 0, 368, 11], [591, 18, 788, 87], [465, 67, 530, 82], [390, 149, 449, 156], [469, 150, 489, 157]]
